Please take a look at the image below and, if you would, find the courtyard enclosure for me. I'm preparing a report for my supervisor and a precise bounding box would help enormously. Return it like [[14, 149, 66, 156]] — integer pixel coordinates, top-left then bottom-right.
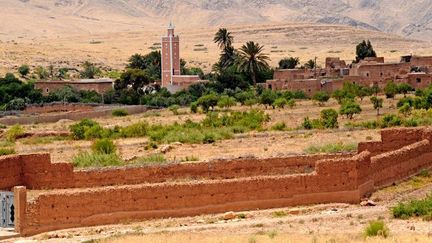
[[0, 128, 432, 235]]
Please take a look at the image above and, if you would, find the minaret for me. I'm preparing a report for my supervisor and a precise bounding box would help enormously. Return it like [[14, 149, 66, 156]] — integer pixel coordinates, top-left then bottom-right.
[[161, 22, 180, 87]]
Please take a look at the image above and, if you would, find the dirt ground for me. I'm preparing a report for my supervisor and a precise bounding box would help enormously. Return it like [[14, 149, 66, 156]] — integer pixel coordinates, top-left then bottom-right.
[[14, 96, 395, 163]]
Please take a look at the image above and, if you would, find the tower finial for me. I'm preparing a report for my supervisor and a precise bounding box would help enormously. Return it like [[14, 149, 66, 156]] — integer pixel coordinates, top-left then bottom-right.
[[168, 21, 174, 29]]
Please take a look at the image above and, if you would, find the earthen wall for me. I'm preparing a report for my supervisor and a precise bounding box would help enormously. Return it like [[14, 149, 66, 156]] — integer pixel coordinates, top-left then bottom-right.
[[2, 128, 432, 236]]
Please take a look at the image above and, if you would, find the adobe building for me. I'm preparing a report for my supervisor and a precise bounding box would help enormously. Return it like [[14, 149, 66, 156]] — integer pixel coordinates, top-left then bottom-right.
[[35, 78, 114, 95], [265, 55, 432, 96], [161, 23, 204, 93]]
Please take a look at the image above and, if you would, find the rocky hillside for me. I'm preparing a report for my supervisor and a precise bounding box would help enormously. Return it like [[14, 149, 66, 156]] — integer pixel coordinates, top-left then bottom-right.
[[0, 0, 431, 40]]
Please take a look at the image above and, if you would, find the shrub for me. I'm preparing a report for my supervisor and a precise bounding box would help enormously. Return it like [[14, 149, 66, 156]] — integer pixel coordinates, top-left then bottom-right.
[[302, 117, 313, 130], [392, 194, 432, 220], [305, 142, 357, 154], [321, 109, 339, 129], [18, 64, 30, 77], [312, 91, 330, 106], [244, 98, 258, 107], [70, 119, 101, 140], [6, 98, 26, 111], [135, 154, 167, 164], [197, 93, 219, 112], [92, 139, 116, 154], [112, 109, 129, 117], [260, 89, 278, 108], [271, 122, 286, 131], [397, 83, 413, 96], [272, 211, 287, 218], [0, 148, 15, 156], [169, 105, 180, 115], [120, 121, 148, 138], [203, 133, 216, 144], [384, 81, 398, 99], [217, 95, 236, 109], [364, 220, 389, 238], [190, 102, 198, 113], [72, 152, 123, 168], [381, 114, 402, 128], [272, 98, 288, 108], [6, 124, 25, 142], [287, 99, 296, 108]]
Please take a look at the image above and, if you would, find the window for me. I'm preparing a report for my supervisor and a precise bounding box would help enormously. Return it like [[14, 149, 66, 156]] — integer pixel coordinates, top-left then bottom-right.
[[417, 78, 422, 83], [46, 88, 49, 93], [380, 72, 383, 77], [366, 73, 369, 77]]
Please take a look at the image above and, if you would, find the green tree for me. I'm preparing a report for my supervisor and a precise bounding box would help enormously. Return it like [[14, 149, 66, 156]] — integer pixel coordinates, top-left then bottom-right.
[[197, 93, 219, 112], [214, 28, 233, 49], [278, 57, 300, 69], [339, 99, 362, 119], [313, 91, 330, 106], [18, 65, 30, 77], [321, 109, 339, 129], [399, 103, 412, 117], [260, 89, 278, 108], [127, 51, 161, 80], [217, 95, 236, 110], [304, 59, 317, 69], [384, 81, 398, 99], [370, 96, 384, 116], [80, 61, 101, 79], [397, 83, 413, 97], [236, 41, 270, 86], [114, 69, 152, 93], [355, 40, 377, 62]]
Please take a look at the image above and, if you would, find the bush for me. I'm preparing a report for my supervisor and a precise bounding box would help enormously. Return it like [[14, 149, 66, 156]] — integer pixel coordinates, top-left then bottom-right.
[[260, 89, 278, 108], [364, 220, 389, 238], [120, 121, 148, 138], [135, 154, 167, 164], [92, 139, 116, 154], [302, 117, 313, 130], [0, 148, 15, 156], [112, 109, 129, 117], [197, 93, 219, 112], [312, 91, 330, 106], [6, 98, 26, 111], [190, 102, 198, 113], [203, 133, 216, 144], [70, 119, 101, 140], [384, 81, 398, 99], [273, 97, 288, 108], [381, 114, 402, 128], [169, 105, 180, 115], [72, 152, 123, 168], [321, 109, 339, 129], [392, 194, 432, 220], [18, 65, 30, 77], [217, 95, 236, 109], [271, 122, 287, 131], [6, 124, 25, 142], [305, 142, 357, 154]]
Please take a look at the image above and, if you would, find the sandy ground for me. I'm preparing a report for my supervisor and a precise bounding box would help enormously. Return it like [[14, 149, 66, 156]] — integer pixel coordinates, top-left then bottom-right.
[[1, 22, 432, 75]]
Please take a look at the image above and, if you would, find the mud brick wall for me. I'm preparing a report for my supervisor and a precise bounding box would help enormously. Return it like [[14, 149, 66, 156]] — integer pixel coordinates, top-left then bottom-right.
[[0, 105, 150, 125], [19, 153, 367, 235], [0, 155, 23, 190], [3, 153, 341, 190], [3, 127, 432, 236]]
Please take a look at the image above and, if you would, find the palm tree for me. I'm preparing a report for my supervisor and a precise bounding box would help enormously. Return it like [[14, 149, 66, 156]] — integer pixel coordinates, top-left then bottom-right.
[[213, 28, 233, 49], [219, 45, 236, 68], [236, 41, 270, 86]]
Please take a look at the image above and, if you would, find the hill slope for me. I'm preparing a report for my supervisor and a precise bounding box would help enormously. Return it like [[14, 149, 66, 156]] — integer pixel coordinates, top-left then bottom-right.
[[0, 0, 431, 40]]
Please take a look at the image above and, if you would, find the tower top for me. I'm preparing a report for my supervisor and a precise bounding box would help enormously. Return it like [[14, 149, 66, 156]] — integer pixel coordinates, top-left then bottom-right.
[[168, 21, 175, 30]]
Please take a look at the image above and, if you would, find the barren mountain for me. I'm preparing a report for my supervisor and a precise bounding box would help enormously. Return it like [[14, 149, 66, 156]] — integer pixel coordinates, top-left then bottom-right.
[[1, 0, 432, 40]]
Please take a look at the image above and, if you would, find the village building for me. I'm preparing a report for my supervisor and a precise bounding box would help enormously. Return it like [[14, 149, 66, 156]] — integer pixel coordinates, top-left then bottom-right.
[[161, 23, 204, 93], [265, 55, 432, 96], [35, 78, 114, 95]]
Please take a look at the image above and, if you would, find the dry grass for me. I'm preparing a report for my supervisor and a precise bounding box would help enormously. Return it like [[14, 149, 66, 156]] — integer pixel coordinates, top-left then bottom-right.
[[100, 232, 432, 243]]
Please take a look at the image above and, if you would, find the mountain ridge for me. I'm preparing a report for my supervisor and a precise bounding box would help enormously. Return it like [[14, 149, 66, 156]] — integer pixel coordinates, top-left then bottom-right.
[[1, 0, 431, 40]]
